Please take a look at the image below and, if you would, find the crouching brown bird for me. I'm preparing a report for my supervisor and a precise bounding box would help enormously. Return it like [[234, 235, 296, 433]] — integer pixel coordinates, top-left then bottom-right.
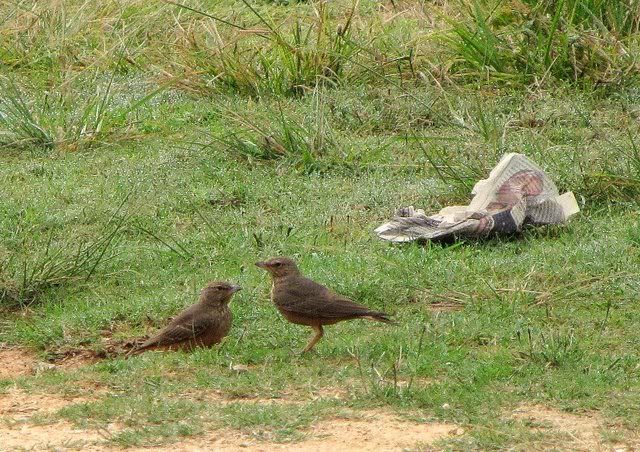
[[255, 257, 392, 352], [129, 281, 241, 355]]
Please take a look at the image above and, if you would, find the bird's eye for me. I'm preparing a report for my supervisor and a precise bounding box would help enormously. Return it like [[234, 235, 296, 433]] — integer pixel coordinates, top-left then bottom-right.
[[273, 262, 282, 267]]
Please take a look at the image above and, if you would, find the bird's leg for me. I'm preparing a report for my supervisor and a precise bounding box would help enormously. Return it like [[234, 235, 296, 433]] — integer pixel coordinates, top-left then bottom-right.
[[302, 325, 324, 353]]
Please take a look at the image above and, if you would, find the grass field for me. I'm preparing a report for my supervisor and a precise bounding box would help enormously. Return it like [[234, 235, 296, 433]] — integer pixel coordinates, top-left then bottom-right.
[[1, 0, 640, 449]]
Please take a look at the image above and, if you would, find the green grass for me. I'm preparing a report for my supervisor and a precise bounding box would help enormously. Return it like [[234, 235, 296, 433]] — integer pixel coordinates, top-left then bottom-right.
[[1, 0, 639, 450]]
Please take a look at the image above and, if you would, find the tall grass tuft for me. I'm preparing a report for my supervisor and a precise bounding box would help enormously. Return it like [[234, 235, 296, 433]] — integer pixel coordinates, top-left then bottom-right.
[[442, 0, 639, 86], [0, 72, 159, 152], [0, 78, 55, 151], [0, 212, 128, 309], [580, 130, 640, 202], [442, 1, 519, 81], [214, 87, 337, 173], [516, 328, 584, 368], [167, 1, 361, 97], [525, 0, 640, 37]]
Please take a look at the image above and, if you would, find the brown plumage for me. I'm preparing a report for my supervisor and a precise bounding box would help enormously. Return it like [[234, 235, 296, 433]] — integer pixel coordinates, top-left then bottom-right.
[[129, 281, 241, 355], [255, 257, 392, 352]]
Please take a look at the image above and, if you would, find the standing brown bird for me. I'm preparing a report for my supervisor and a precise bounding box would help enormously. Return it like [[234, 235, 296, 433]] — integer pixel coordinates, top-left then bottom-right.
[[129, 281, 241, 355], [255, 257, 392, 352]]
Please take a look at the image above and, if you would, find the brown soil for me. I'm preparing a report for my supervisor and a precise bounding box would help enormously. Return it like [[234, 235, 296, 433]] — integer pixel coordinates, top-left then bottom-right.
[[0, 384, 458, 451], [159, 410, 459, 452], [511, 404, 638, 451], [0, 346, 40, 379], [0, 388, 84, 417], [2, 343, 638, 452], [276, 410, 456, 451], [1, 421, 104, 451], [0, 388, 105, 451], [8, 395, 638, 451], [0, 345, 100, 380]]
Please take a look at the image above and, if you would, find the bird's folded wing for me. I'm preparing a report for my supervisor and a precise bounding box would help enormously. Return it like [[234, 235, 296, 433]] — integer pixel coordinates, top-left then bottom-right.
[[142, 316, 212, 347], [322, 296, 380, 318], [278, 278, 375, 319]]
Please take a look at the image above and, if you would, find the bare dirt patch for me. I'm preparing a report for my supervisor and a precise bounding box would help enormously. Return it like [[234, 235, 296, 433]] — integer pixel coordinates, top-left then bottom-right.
[[512, 404, 600, 448], [0, 345, 100, 380], [0, 386, 458, 452], [171, 410, 459, 451], [1, 421, 104, 451], [0, 388, 106, 451], [511, 404, 637, 451], [0, 387, 87, 419], [0, 346, 40, 379], [278, 410, 457, 451]]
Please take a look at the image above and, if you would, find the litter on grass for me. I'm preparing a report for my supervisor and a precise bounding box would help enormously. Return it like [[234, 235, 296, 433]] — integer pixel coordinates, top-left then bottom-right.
[[375, 153, 580, 242]]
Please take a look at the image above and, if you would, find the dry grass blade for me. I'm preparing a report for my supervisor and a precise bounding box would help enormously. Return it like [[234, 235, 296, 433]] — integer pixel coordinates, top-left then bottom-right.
[[413, 288, 469, 311], [533, 272, 632, 306]]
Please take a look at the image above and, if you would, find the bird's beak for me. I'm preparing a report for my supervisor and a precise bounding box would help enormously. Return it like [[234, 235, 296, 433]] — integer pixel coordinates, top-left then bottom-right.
[[230, 284, 242, 294], [255, 261, 267, 269]]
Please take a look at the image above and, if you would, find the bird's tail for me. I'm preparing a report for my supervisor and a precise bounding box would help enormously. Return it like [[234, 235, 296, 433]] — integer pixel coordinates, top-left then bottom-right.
[[366, 312, 395, 324]]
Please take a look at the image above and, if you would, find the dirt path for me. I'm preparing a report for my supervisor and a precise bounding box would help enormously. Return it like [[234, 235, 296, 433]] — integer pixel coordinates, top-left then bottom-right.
[[0, 347, 40, 379], [1, 346, 637, 451], [0, 387, 458, 451], [163, 411, 459, 452], [510, 404, 637, 451], [3, 387, 629, 452], [0, 347, 457, 450]]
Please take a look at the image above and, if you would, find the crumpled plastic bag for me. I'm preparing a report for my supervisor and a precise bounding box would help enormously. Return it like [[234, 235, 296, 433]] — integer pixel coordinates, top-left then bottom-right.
[[375, 153, 580, 242]]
